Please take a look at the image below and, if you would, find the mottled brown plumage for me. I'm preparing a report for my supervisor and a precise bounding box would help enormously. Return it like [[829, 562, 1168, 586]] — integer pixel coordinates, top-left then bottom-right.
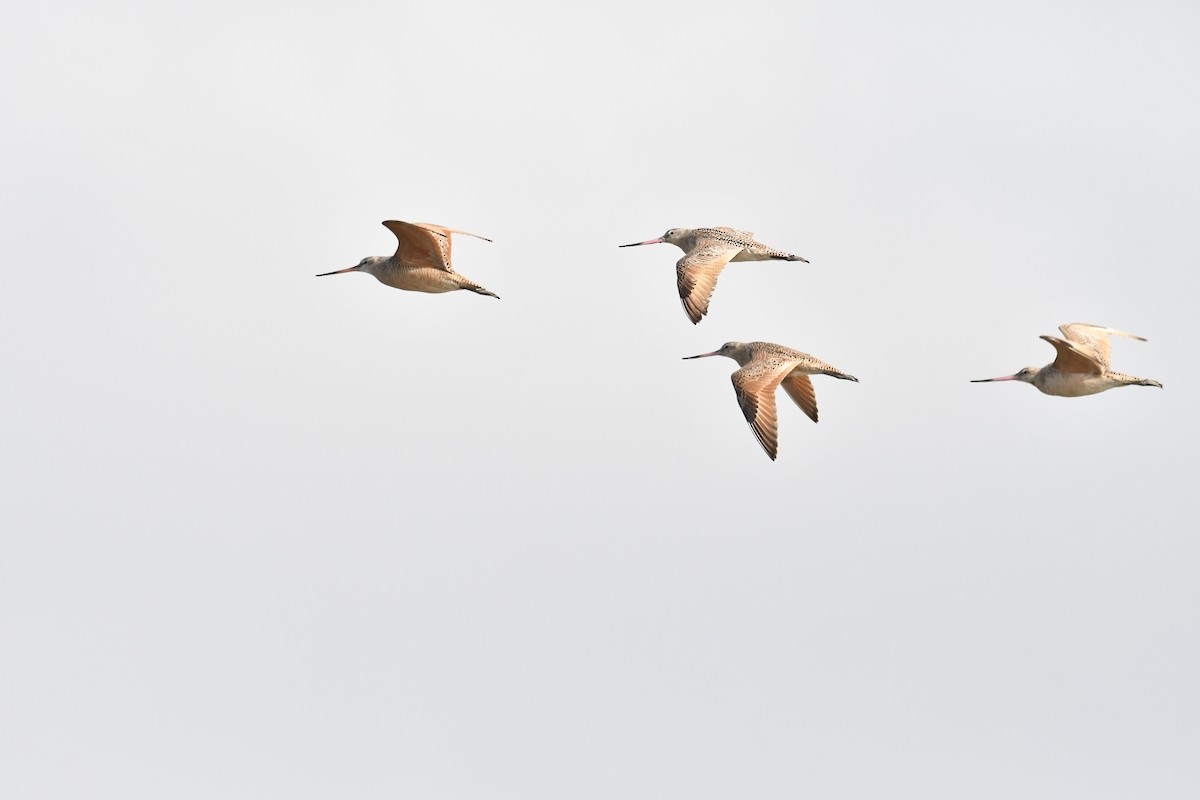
[[317, 220, 499, 299], [620, 227, 808, 323], [684, 341, 858, 460], [972, 322, 1163, 396]]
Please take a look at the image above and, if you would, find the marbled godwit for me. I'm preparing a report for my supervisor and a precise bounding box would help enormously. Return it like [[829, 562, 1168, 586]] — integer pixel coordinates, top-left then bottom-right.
[[619, 227, 808, 324], [684, 341, 858, 460], [317, 220, 499, 299], [971, 322, 1163, 396]]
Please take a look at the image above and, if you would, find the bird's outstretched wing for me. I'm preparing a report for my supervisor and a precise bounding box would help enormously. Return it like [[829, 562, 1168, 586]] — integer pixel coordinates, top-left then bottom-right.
[[730, 355, 798, 460], [384, 220, 491, 273], [1058, 322, 1146, 373], [676, 237, 744, 324], [1040, 335, 1103, 375], [383, 220, 449, 271], [780, 372, 819, 423]]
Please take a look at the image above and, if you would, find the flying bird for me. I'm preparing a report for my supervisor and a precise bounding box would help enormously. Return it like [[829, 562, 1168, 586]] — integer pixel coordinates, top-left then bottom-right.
[[971, 322, 1162, 396], [619, 227, 807, 323], [684, 341, 858, 460], [317, 220, 499, 299]]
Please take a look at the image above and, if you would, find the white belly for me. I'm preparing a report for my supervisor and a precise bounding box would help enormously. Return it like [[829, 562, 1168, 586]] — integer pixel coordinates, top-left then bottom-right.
[[376, 267, 459, 293], [1037, 371, 1116, 397]]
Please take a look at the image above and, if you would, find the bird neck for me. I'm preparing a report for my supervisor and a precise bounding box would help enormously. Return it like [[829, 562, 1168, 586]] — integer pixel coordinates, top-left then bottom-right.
[[664, 232, 695, 253]]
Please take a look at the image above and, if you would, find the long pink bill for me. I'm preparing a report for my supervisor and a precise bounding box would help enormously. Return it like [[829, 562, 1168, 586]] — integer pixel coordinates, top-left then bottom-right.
[[315, 266, 360, 277], [618, 237, 665, 248], [970, 375, 1019, 382], [682, 350, 722, 360]]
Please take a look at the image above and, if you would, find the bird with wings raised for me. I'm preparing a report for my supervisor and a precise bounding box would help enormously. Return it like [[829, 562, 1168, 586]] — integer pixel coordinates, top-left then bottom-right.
[[318, 220, 499, 299], [972, 322, 1162, 396]]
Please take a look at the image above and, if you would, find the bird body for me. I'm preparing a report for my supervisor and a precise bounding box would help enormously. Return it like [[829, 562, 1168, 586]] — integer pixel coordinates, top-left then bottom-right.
[[684, 341, 858, 460], [620, 227, 807, 323], [972, 322, 1162, 396], [317, 220, 499, 299]]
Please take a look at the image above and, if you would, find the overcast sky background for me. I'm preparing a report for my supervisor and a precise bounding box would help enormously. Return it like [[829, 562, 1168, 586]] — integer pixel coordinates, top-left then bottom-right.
[[3, 0, 1199, 797]]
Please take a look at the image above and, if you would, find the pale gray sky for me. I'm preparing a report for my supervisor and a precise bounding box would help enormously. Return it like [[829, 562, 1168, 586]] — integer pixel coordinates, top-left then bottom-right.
[[2, 0, 1198, 797]]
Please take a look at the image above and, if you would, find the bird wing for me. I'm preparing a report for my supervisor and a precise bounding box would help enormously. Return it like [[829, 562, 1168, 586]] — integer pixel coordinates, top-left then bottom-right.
[[383, 220, 451, 271], [780, 372, 819, 423], [414, 223, 492, 270], [730, 355, 797, 460], [414, 222, 491, 243], [676, 238, 744, 324], [1040, 335, 1103, 375], [1058, 322, 1146, 372]]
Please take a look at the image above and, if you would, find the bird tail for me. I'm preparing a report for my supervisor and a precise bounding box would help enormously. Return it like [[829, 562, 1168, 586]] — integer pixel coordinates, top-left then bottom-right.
[[465, 283, 500, 299], [821, 368, 858, 382], [1109, 371, 1162, 388]]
